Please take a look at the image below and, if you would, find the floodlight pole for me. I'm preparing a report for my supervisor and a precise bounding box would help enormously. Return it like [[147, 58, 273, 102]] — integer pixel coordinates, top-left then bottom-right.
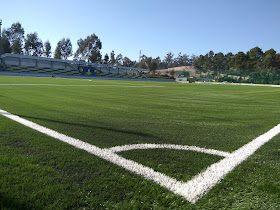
[[0, 19, 2, 56], [138, 50, 141, 67]]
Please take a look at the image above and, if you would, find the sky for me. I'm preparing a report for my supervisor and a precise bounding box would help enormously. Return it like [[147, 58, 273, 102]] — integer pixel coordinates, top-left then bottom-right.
[[1, 0, 279, 61]]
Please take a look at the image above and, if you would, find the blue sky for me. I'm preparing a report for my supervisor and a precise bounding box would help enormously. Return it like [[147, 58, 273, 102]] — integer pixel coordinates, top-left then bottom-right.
[[1, 0, 279, 61]]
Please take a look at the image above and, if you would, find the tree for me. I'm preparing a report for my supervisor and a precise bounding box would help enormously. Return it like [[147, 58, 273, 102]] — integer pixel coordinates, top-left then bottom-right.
[[175, 52, 190, 66], [115, 54, 123, 66], [224, 52, 234, 69], [276, 54, 280, 69], [44, 41, 52, 58], [2, 22, 25, 54], [103, 53, 109, 64], [164, 52, 174, 68], [246, 46, 263, 70], [139, 55, 152, 69], [60, 38, 72, 60], [24, 32, 43, 56], [54, 38, 72, 60], [229, 52, 248, 80], [123, 56, 133, 67], [229, 52, 247, 70], [74, 34, 102, 63], [262, 49, 276, 70], [1, 35, 11, 54], [213, 52, 225, 79], [148, 59, 159, 74], [189, 54, 197, 66], [193, 55, 204, 77], [54, 43, 62, 59], [203, 53, 210, 71], [208, 50, 215, 70], [110, 50, 116, 65]]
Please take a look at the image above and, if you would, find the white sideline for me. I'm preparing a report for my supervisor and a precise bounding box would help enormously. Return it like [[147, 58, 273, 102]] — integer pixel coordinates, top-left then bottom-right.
[[1, 108, 279, 204], [108, 144, 230, 157]]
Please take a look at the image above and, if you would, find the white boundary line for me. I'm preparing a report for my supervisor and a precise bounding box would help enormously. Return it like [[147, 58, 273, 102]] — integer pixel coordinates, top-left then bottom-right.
[[1, 108, 280, 203]]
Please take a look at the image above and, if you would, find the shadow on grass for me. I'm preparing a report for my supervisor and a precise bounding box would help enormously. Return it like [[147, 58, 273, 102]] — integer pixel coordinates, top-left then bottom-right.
[[18, 114, 156, 139], [0, 193, 30, 210]]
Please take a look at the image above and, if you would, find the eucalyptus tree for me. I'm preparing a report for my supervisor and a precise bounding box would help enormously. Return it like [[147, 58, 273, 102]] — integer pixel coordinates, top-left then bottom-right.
[[3, 22, 25, 54], [0, 35, 11, 54], [148, 58, 160, 73], [74, 33, 102, 63], [103, 53, 109, 64], [164, 52, 174, 68], [110, 50, 116, 65], [115, 54, 123, 66], [24, 32, 43, 56], [175, 52, 190, 66], [54, 38, 72, 60], [44, 40, 52, 58], [123, 56, 133, 67]]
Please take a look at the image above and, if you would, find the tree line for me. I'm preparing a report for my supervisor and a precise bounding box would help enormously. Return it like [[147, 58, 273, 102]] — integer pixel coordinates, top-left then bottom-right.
[[1, 22, 280, 84], [192, 47, 280, 84]]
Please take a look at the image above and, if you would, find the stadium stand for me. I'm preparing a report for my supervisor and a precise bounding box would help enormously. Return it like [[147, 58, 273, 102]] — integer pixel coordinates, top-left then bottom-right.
[[0, 53, 172, 81]]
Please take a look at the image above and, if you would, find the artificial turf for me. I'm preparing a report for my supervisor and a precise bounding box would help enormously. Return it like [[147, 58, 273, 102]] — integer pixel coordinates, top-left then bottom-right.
[[0, 75, 279, 209]]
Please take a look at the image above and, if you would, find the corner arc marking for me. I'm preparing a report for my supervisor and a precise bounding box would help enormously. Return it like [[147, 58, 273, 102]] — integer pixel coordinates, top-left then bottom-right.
[[107, 144, 230, 157]]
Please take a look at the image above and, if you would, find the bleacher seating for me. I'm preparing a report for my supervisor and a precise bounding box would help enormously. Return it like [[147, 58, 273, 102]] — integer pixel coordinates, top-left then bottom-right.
[[0, 65, 6, 71], [5, 65, 81, 76], [1, 64, 171, 81]]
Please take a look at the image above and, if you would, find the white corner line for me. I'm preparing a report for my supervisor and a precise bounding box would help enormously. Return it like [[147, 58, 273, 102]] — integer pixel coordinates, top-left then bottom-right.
[[1, 108, 280, 204], [182, 123, 280, 203], [108, 144, 230, 157]]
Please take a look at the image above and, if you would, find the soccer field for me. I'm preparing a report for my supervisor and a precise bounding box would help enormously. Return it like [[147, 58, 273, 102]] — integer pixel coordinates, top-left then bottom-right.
[[0, 76, 279, 209]]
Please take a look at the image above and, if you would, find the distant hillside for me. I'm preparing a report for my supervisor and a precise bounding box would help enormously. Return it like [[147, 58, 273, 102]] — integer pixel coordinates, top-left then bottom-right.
[[156, 66, 197, 77]]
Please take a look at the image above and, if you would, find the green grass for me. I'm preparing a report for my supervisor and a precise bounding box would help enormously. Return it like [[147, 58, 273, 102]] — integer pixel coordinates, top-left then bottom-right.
[[0, 75, 280, 209], [120, 149, 223, 182]]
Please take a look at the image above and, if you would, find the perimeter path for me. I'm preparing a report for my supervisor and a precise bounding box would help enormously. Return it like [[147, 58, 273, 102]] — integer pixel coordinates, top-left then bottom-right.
[[1, 108, 280, 203]]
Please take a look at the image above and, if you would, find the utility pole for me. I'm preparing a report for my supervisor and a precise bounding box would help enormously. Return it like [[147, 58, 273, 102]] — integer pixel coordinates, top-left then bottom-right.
[[0, 19, 2, 56]]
